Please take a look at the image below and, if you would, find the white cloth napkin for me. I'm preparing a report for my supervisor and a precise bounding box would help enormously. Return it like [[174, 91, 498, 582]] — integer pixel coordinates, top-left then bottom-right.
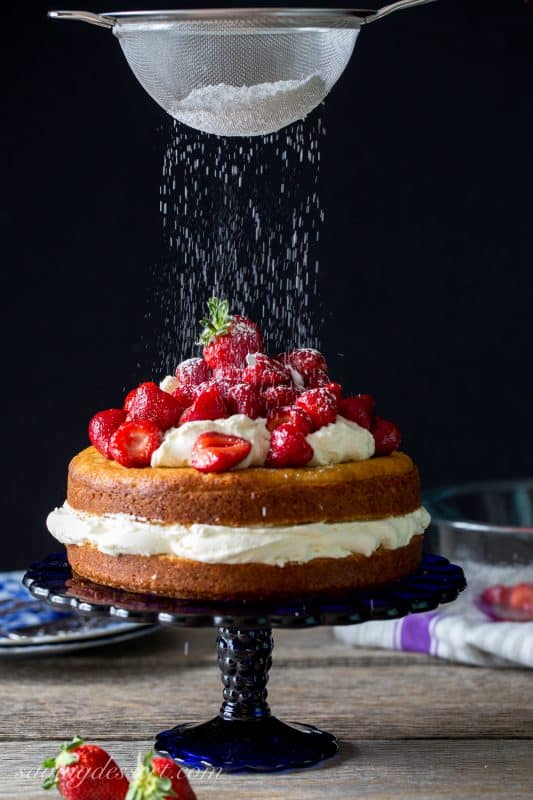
[[334, 561, 533, 667]]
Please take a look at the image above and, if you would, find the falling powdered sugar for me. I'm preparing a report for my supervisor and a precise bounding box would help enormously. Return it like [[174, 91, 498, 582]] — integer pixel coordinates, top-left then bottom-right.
[[171, 75, 327, 137]]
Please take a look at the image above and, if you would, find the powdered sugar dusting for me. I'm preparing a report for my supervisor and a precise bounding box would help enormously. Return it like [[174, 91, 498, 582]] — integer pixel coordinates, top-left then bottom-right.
[[171, 76, 327, 137]]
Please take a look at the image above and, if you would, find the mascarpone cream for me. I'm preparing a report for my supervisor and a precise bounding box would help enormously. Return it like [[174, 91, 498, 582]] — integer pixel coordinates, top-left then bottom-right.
[[47, 503, 430, 566]]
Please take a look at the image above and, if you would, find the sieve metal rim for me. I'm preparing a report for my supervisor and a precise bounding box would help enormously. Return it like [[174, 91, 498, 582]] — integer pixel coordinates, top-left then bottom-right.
[[101, 8, 371, 29]]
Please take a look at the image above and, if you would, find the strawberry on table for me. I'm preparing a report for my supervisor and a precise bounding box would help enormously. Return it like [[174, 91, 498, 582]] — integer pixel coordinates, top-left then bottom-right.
[[43, 736, 129, 799], [126, 751, 196, 800], [266, 423, 314, 468], [109, 421, 162, 468], [89, 409, 127, 458], [125, 382, 183, 431], [191, 431, 252, 473], [200, 297, 264, 368], [295, 387, 337, 429], [179, 383, 228, 424], [372, 417, 401, 456]]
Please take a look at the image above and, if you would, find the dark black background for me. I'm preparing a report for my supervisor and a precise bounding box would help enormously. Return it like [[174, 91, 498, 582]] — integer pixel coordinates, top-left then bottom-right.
[[3, 0, 532, 569]]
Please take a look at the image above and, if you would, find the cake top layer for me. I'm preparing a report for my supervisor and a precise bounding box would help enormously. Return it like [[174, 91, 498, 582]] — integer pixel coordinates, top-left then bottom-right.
[[87, 298, 402, 474]]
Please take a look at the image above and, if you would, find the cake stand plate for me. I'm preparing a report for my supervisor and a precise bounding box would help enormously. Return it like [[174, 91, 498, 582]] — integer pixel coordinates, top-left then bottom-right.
[[24, 553, 465, 772]]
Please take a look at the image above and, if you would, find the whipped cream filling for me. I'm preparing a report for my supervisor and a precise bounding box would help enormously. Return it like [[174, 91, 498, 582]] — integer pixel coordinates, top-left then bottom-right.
[[151, 387, 375, 468], [47, 503, 430, 567]]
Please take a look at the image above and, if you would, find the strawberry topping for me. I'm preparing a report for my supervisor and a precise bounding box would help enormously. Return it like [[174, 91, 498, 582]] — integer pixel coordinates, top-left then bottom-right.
[[179, 384, 228, 424], [89, 409, 127, 459], [262, 384, 300, 410], [303, 368, 332, 389], [200, 297, 263, 368], [244, 354, 292, 388], [339, 394, 376, 430], [213, 364, 248, 384], [175, 357, 211, 387], [372, 417, 401, 455], [295, 387, 337, 429], [225, 383, 263, 419], [278, 348, 328, 376], [265, 423, 314, 468], [191, 431, 252, 473], [266, 405, 314, 434], [109, 421, 162, 468], [125, 382, 183, 430]]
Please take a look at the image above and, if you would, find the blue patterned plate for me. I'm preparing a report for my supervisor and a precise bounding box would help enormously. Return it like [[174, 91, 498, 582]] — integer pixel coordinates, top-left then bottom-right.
[[0, 571, 157, 653]]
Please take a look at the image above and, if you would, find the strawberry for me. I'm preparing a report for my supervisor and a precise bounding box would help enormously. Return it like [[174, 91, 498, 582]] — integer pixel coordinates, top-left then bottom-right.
[[126, 751, 196, 800], [171, 384, 196, 408], [339, 394, 376, 430], [43, 735, 129, 799], [266, 405, 314, 434], [326, 382, 343, 400], [213, 365, 248, 384], [295, 387, 337, 429], [372, 416, 401, 455], [179, 384, 228, 424], [509, 583, 533, 612], [262, 385, 299, 410], [175, 357, 211, 387], [125, 382, 183, 431], [303, 368, 331, 389], [191, 431, 252, 473], [109, 421, 162, 468], [265, 423, 314, 468], [200, 297, 263, 368], [244, 354, 292, 388], [225, 383, 263, 419], [278, 348, 328, 377], [89, 409, 127, 458]]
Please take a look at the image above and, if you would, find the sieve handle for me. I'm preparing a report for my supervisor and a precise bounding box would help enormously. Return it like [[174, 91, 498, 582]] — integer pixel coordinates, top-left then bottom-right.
[[48, 10, 115, 29], [366, 0, 437, 24]]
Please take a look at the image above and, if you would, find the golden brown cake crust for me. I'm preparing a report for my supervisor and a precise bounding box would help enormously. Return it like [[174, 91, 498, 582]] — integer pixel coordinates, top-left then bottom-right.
[[67, 447, 421, 526], [66, 536, 423, 600]]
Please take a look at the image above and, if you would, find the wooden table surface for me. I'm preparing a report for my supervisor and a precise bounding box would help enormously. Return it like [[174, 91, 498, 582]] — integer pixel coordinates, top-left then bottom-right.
[[1, 626, 532, 798]]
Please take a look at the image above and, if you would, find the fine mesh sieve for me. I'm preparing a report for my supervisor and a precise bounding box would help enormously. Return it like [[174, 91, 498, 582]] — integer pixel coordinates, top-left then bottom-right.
[[49, 3, 436, 137]]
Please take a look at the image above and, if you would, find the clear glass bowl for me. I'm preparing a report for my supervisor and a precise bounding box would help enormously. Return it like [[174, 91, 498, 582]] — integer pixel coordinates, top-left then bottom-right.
[[424, 479, 533, 621]]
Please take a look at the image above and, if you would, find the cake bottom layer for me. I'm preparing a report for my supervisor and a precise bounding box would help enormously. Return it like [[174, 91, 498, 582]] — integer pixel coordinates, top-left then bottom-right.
[[66, 535, 423, 600]]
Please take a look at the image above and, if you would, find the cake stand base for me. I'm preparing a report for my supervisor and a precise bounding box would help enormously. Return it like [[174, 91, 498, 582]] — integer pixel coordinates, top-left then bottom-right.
[[24, 552, 466, 773], [157, 716, 337, 772]]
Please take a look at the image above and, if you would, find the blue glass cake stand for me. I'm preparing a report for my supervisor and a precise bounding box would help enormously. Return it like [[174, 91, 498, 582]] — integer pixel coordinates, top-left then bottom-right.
[[24, 552, 465, 773]]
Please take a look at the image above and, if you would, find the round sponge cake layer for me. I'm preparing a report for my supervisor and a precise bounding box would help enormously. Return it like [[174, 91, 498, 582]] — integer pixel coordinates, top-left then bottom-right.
[[67, 447, 420, 527], [66, 535, 424, 600]]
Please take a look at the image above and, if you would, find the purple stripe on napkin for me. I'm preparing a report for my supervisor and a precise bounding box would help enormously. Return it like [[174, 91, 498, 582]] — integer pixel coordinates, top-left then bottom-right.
[[399, 611, 440, 654]]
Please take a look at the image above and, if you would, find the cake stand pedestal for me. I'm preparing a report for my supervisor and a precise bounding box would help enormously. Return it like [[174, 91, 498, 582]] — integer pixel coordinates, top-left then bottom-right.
[[24, 552, 465, 772]]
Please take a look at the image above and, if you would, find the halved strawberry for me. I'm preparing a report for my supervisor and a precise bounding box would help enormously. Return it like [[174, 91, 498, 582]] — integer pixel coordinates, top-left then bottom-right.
[[179, 384, 228, 424], [88, 409, 126, 458], [295, 387, 337, 429], [175, 357, 211, 387], [278, 348, 328, 376], [244, 354, 292, 388], [372, 416, 401, 455], [262, 385, 299, 411], [200, 298, 263, 368], [266, 405, 314, 434], [109, 421, 162, 468], [265, 423, 314, 468], [191, 432, 252, 473], [225, 383, 263, 419], [172, 384, 196, 408], [339, 394, 376, 430], [125, 382, 183, 430]]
